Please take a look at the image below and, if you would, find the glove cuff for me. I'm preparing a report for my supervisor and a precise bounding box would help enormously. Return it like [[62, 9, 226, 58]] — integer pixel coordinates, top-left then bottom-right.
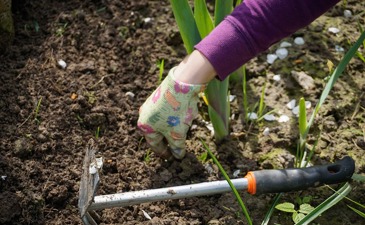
[[165, 67, 207, 98]]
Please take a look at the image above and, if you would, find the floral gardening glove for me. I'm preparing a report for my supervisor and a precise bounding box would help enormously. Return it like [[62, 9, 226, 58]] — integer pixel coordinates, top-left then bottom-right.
[[138, 67, 206, 160]]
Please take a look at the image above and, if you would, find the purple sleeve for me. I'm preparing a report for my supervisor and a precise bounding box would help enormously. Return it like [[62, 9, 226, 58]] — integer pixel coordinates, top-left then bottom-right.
[[195, 0, 340, 80]]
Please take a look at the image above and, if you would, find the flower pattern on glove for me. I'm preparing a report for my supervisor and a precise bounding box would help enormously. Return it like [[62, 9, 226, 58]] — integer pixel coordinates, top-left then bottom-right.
[[167, 116, 180, 127], [174, 81, 191, 94]]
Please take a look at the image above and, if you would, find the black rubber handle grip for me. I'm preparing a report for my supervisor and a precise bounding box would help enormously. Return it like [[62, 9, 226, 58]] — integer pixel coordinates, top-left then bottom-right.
[[247, 156, 355, 194]]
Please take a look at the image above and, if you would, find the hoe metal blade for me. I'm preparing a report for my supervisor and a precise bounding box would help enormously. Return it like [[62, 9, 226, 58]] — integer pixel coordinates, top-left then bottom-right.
[[78, 139, 103, 225]]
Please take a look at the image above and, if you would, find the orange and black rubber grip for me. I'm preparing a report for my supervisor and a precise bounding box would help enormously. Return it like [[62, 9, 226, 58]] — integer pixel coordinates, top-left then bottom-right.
[[244, 156, 355, 195]]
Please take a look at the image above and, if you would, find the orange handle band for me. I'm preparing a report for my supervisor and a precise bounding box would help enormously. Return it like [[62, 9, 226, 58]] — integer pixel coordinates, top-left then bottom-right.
[[244, 171, 257, 195]]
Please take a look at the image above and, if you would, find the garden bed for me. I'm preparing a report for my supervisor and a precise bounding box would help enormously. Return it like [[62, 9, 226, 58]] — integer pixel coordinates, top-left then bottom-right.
[[0, 0, 364, 224]]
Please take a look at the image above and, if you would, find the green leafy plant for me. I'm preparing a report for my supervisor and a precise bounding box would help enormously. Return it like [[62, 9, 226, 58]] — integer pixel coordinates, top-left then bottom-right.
[[275, 202, 315, 224], [297, 183, 352, 225], [170, 0, 238, 142]]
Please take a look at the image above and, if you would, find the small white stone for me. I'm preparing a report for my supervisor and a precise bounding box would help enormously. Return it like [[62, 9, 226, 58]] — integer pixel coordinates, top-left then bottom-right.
[[248, 112, 258, 120], [294, 37, 305, 45], [125, 92, 135, 98], [335, 45, 344, 52], [273, 74, 281, 81], [143, 17, 152, 23], [278, 115, 290, 123], [280, 41, 292, 48], [96, 157, 103, 169], [204, 122, 215, 136], [231, 113, 235, 120], [1, 176, 6, 180], [344, 10, 352, 18], [276, 48, 288, 59], [204, 163, 214, 174], [328, 27, 340, 34], [229, 95, 236, 102], [286, 99, 296, 110], [292, 105, 300, 115], [89, 166, 97, 174], [142, 210, 152, 220], [263, 127, 270, 136], [233, 169, 241, 178], [305, 101, 312, 109], [291, 71, 315, 90], [267, 54, 278, 64], [263, 114, 276, 121], [57, 59, 67, 69]]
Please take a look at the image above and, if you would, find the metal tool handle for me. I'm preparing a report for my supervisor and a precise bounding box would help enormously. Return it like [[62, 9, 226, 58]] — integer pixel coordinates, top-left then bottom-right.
[[245, 156, 355, 194]]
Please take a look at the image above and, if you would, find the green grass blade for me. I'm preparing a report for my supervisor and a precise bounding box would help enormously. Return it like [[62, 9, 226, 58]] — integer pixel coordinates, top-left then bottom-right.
[[170, 0, 201, 53], [242, 66, 249, 121], [194, 0, 214, 38], [296, 183, 352, 225], [348, 205, 365, 218], [257, 82, 266, 118], [307, 31, 365, 132], [200, 139, 253, 225], [214, 0, 233, 26], [261, 193, 283, 225]]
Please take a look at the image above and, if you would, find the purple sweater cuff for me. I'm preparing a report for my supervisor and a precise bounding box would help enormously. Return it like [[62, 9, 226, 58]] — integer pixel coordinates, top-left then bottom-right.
[[195, 0, 339, 80]]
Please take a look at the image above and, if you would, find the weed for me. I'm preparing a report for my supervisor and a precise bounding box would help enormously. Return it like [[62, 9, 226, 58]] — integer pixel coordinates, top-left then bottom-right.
[[275, 201, 315, 224], [118, 26, 129, 40], [84, 91, 97, 104], [76, 115, 84, 123], [143, 149, 152, 163], [156, 59, 165, 84], [95, 126, 100, 139], [198, 151, 208, 163], [55, 23, 68, 37]]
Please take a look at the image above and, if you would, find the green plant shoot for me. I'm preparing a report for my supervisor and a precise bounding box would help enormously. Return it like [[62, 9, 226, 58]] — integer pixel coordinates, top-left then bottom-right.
[[170, 0, 237, 142], [157, 59, 165, 84], [200, 138, 252, 225]]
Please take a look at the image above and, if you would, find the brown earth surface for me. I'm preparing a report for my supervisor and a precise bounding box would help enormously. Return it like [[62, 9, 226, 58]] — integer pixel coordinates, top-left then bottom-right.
[[0, 0, 364, 224]]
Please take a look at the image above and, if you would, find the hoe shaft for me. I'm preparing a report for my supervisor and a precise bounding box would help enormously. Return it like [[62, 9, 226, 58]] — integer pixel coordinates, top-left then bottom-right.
[[89, 178, 248, 210]]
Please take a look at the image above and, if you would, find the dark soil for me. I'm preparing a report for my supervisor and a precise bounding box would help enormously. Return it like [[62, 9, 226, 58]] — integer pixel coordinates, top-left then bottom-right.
[[0, 0, 364, 224]]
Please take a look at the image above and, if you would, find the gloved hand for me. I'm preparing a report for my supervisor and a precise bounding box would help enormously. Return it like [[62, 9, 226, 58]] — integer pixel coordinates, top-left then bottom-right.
[[138, 67, 206, 160]]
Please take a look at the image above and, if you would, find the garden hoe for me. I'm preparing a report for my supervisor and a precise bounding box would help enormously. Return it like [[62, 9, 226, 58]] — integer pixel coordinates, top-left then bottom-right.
[[78, 139, 355, 225]]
